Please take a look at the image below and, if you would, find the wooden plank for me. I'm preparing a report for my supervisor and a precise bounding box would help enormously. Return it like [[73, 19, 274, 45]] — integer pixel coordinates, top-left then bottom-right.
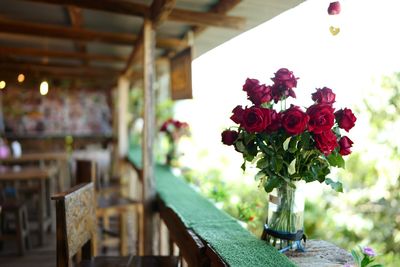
[[23, 0, 245, 29], [151, 0, 176, 27], [169, 8, 244, 30], [0, 16, 186, 49], [193, 0, 242, 35], [0, 167, 55, 181], [0, 59, 121, 76], [157, 198, 209, 267], [142, 18, 156, 255], [0, 46, 126, 63]]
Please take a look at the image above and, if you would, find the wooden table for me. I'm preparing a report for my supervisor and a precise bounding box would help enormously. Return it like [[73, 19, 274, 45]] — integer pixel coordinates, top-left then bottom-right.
[[0, 152, 70, 191], [0, 166, 57, 245]]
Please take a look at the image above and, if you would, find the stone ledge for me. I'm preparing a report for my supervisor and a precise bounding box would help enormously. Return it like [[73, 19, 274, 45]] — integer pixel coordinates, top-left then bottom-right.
[[287, 240, 354, 267]]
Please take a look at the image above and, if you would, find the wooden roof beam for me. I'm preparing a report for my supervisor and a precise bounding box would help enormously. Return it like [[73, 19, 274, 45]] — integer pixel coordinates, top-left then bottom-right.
[[0, 16, 187, 49], [0, 46, 126, 63], [20, 0, 245, 29], [0, 60, 121, 76], [193, 0, 242, 36]]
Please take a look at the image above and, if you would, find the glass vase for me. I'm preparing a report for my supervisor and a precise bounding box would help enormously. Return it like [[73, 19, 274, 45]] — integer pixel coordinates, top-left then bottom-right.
[[263, 181, 306, 252]]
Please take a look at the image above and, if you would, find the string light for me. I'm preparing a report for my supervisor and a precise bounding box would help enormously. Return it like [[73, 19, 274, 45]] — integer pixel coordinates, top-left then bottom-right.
[[40, 81, 49, 95], [0, 81, 6, 89], [17, 74, 25, 83]]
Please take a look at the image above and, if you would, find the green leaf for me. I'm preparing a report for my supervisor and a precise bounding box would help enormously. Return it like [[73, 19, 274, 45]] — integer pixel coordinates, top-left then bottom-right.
[[288, 136, 299, 153], [241, 161, 246, 171], [369, 264, 384, 267], [255, 170, 266, 181], [325, 178, 343, 192], [235, 141, 246, 153], [263, 176, 280, 193], [246, 141, 258, 156], [299, 132, 311, 150], [361, 255, 372, 267], [288, 158, 296, 175], [256, 157, 269, 169], [283, 137, 291, 151], [326, 151, 345, 168], [351, 249, 361, 265]]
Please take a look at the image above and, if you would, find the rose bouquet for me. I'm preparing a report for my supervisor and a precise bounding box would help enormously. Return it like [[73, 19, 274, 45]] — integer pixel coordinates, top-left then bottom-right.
[[221, 68, 356, 250], [160, 118, 190, 165]]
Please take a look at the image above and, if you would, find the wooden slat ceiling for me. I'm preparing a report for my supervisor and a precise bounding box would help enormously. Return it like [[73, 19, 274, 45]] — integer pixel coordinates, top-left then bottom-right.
[[0, 0, 304, 88]]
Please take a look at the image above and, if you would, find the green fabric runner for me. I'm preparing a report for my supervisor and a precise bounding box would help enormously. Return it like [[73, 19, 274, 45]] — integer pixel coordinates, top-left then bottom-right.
[[128, 148, 296, 267]]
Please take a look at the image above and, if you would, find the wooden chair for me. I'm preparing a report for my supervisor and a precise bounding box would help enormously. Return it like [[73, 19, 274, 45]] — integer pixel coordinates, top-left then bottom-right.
[[0, 198, 31, 256], [52, 183, 179, 267], [75, 160, 143, 256]]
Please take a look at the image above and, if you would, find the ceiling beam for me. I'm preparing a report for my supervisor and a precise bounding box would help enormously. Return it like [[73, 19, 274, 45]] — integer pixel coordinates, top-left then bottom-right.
[[0, 16, 187, 49], [0, 59, 121, 77], [20, 0, 245, 29], [193, 0, 242, 35], [0, 46, 126, 63], [151, 0, 176, 27]]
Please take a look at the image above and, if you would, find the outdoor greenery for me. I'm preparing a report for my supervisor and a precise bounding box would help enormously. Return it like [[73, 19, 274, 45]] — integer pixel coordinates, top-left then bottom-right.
[[173, 73, 400, 266]]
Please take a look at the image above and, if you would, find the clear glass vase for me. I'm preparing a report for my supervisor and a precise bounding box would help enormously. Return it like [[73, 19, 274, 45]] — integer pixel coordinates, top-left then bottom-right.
[[264, 181, 305, 252]]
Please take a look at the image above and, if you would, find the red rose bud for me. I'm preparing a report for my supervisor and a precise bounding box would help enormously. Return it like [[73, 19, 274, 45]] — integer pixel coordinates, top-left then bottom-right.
[[281, 105, 309, 135], [314, 131, 338, 155], [246, 84, 272, 106], [221, 130, 239, 146], [271, 68, 298, 89], [265, 109, 281, 133], [307, 103, 335, 134], [335, 108, 356, 132], [230, 105, 245, 124], [241, 106, 272, 133], [242, 78, 260, 92], [328, 1, 341, 15], [312, 87, 336, 105], [339, 136, 353, 155]]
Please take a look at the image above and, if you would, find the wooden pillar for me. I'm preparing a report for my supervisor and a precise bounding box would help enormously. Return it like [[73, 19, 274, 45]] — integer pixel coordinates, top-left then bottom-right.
[[142, 18, 156, 255], [117, 76, 130, 157]]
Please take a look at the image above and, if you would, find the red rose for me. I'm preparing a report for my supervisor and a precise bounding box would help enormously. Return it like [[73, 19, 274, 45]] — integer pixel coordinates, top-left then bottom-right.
[[265, 109, 281, 133], [307, 104, 335, 134], [241, 107, 272, 133], [271, 68, 298, 89], [281, 105, 309, 135], [335, 108, 356, 132], [230, 105, 245, 124], [314, 131, 338, 155], [338, 136, 353, 155], [328, 1, 341, 15], [160, 119, 173, 132], [247, 85, 272, 106], [270, 83, 296, 103], [311, 87, 336, 105], [221, 130, 239, 146], [242, 78, 260, 92]]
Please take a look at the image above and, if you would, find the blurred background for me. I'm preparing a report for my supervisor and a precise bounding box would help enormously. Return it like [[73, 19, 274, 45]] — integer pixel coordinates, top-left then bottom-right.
[[138, 0, 400, 265]]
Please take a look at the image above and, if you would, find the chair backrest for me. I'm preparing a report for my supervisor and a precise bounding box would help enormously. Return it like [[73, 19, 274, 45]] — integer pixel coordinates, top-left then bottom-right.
[[52, 183, 97, 267], [75, 159, 97, 185]]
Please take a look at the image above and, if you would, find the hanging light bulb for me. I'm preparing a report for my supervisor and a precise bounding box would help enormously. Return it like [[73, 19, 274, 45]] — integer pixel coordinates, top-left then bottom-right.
[[17, 73, 25, 83], [0, 80, 6, 89], [40, 80, 49, 95]]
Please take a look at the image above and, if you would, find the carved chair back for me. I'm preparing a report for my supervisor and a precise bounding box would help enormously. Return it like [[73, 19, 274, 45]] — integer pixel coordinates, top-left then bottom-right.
[[52, 183, 97, 267]]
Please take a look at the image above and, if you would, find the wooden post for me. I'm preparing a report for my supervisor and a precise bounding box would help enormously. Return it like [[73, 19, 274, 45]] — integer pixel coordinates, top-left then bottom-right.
[[117, 76, 130, 157], [142, 18, 156, 255]]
